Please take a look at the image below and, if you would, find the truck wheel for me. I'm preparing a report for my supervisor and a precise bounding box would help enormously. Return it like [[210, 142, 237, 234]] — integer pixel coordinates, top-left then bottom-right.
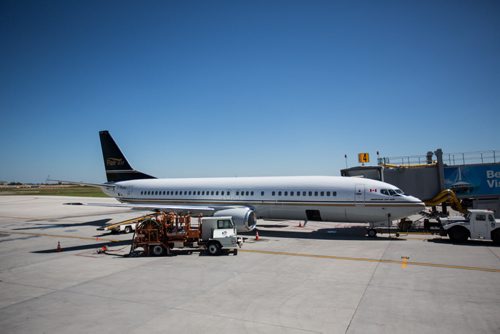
[[367, 229, 377, 238], [124, 226, 132, 234], [151, 245, 164, 256], [233, 249, 238, 256], [448, 227, 469, 243], [492, 230, 500, 245], [207, 242, 221, 256]]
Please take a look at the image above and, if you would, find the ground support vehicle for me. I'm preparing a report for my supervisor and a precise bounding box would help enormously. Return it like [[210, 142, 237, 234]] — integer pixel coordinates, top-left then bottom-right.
[[130, 213, 242, 256], [439, 209, 500, 243], [98, 214, 157, 234]]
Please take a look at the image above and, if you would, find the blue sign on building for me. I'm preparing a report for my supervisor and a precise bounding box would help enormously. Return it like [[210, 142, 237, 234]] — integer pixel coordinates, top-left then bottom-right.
[[444, 164, 500, 198]]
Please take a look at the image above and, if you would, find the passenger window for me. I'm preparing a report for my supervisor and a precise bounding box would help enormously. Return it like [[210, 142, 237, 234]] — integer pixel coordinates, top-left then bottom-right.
[[261, 191, 264, 196], [303, 191, 306, 196], [326, 191, 330, 196], [284, 191, 288, 196], [246, 191, 249, 196], [216, 191, 219, 196], [278, 191, 282, 196], [250, 191, 254, 196], [309, 191, 312, 196], [211, 191, 214, 195], [332, 191, 337, 196], [314, 191, 318, 196], [489, 215, 495, 222], [272, 191, 275, 196], [320, 191, 324, 196], [476, 214, 486, 221]]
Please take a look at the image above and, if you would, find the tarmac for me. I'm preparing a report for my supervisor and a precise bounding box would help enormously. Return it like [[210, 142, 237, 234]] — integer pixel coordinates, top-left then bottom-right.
[[0, 196, 499, 333]]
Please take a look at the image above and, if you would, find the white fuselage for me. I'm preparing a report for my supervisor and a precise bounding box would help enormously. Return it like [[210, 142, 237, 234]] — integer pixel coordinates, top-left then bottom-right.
[[103, 176, 424, 223]]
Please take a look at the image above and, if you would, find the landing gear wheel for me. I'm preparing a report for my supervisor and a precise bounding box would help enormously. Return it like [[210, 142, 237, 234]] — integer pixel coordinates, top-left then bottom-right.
[[124, 226, 132, 234], [151, 245, 164, 256], [207, 242, 221, 256], [367, 229, 377, 238]]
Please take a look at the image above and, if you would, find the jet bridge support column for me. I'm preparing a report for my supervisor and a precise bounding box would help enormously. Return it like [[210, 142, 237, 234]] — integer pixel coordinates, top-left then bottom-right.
[[435, 149, 445, 192], [435, 149, 447, 213]]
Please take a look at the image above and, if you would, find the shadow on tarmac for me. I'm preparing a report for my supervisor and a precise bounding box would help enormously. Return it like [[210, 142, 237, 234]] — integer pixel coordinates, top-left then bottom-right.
[[427, 238, 499, 247], [32, 239, 131, 254], [241, 227, 404, 241], [13, 218, 112, 231]]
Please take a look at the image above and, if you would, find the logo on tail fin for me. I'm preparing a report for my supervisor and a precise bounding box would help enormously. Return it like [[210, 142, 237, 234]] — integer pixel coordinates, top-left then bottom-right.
[[106, 158, 125, 167]]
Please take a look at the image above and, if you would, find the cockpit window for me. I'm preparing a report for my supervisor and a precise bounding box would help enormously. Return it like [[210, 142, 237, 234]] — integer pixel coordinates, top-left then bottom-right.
[[381, 189, 403, 197]]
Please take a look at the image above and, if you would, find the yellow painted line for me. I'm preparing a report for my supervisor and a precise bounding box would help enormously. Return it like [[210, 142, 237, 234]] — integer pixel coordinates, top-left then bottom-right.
[[240, 249, 500, 273], [0, 230, 122, 243]]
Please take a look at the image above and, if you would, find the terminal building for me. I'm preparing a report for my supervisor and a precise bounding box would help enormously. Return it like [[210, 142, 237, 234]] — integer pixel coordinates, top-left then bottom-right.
[[342, 150, 500, 217]]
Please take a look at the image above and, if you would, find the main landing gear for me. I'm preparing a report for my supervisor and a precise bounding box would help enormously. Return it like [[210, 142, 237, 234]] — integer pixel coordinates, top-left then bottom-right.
[[367, 228, 377, 238]]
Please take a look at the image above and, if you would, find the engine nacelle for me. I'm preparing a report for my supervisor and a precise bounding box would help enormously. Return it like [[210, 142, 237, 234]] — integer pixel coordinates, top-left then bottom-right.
[[214, 208, 256, 232]]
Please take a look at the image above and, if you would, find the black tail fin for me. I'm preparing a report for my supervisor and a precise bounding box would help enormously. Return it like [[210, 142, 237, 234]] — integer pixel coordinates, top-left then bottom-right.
[[99, 130, 156, 182]]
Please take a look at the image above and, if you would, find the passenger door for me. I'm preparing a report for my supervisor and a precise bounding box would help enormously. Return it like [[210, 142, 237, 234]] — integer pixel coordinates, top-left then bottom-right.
[[355, 184, 365, 206]]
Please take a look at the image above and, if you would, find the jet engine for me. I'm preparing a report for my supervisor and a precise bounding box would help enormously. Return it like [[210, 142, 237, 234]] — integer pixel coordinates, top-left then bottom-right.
[[214, 208, 257, 232]]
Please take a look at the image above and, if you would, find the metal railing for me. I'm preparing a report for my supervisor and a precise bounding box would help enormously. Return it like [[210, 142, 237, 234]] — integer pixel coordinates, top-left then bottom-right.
[[378, 155, 433, 166], [443, 150, 499, 166], [379, 150, 499, 167]]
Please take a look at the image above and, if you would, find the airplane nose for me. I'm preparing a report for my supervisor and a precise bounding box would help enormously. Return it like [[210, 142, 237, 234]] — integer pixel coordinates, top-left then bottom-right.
[[407, 196, 425, 208]]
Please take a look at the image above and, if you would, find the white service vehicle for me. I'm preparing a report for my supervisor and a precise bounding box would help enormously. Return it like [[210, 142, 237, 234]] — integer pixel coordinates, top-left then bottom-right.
[[99, 214, 156, 234], [439, 209, 500, 243]]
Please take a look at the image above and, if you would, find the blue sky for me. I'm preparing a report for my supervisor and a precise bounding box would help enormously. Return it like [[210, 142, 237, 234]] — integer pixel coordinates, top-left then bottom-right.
[[1, 0, 499, 183]]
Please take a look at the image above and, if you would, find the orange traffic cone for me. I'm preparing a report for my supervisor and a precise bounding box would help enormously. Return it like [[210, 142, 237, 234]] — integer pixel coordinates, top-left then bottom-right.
[[255, 230, 260, 241], [56, 241, 62, 252]]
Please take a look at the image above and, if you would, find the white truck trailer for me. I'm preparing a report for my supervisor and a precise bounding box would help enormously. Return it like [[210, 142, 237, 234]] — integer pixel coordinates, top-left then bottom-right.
[[439, 209, 500, 243]]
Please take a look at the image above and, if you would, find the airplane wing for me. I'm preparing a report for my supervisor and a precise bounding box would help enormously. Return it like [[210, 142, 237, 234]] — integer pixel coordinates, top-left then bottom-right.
[[86, 202, 217, 212]]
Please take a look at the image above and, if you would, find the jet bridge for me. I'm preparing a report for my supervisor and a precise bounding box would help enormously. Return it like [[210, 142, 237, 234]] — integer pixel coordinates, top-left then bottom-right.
[[341, 149, 500, 217]]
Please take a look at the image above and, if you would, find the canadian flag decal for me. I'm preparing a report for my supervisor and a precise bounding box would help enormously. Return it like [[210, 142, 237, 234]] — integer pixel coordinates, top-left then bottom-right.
[[369, 189, 377, 192]]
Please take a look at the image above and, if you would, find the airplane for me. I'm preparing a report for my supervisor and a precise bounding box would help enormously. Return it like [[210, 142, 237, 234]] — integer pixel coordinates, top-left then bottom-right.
[[71, 131, 425, 237]]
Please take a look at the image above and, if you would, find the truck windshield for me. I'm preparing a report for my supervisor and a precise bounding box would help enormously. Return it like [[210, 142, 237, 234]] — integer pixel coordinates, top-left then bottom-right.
[[217, 220, 234, 229]]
